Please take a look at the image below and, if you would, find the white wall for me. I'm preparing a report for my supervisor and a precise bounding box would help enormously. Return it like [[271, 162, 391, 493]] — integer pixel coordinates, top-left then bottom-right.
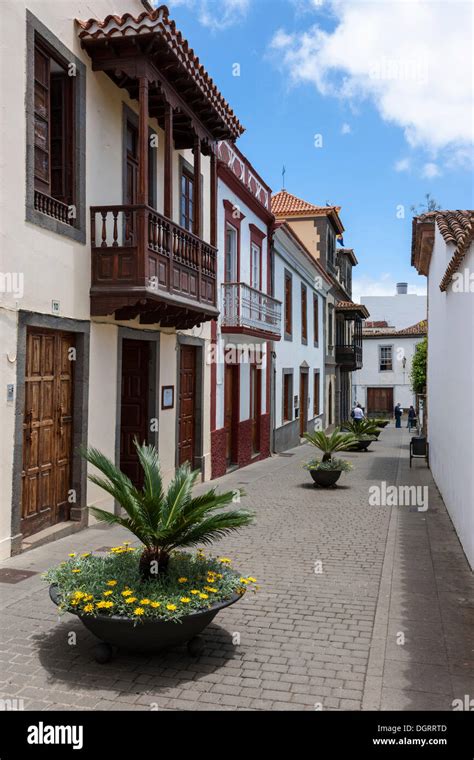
[[361, 293, 427, 330], [215, 178, 269, 429], [273, 228, 327, 431], [426, 231, 474, 569], [353, 335, 423, 411], [0, 0, 214, 557]]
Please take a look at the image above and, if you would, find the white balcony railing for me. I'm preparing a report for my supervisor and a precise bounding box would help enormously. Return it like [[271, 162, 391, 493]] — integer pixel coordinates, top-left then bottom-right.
[[221, 282, 282, 337]]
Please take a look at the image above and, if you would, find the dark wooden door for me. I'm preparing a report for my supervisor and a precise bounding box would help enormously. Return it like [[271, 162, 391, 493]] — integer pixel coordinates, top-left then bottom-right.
[[224, 363, 236, 466], [21, 329, 74, 538], [299, 371, 308, 437], [250, 365, 261, 454], [120, 340, 150, 487], [178, 345, 196, 466], [367, 387, 393, 415]]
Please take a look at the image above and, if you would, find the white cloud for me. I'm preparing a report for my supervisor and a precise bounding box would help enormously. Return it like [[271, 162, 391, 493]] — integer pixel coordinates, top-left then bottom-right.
[[352, 275, 426, 304], [270, 0, 474, 167], [341, 122, 351, 135], [167, 0, 250, 31], [394, 158, 411, 172], [421, 162, 441, 179]]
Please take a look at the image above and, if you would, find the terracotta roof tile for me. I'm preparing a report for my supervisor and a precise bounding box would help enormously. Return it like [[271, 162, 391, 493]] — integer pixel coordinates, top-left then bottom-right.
[[362, 320, 427, 338], [271, 190, 344, 234], [411, 210, 474, 291], [336, 301, 370, 319], [76, 6, 244, 140]]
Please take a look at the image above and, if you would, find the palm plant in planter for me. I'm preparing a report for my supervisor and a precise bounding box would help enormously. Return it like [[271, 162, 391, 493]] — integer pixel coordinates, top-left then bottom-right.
[[303, 429, 357, 487], [341, 419, 378, 450], [44, 442, 256, 661]]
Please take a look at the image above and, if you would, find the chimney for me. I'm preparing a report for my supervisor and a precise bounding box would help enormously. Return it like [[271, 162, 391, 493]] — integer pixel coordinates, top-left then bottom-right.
[[396, 282, 408, 295]]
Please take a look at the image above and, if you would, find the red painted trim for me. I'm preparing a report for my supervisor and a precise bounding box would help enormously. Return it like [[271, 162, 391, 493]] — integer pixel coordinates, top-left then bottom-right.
[[210, 318, 217, 431], [249, 223, 266, 242], [249, 228, 263, 290], [218, 163, 274, 226]]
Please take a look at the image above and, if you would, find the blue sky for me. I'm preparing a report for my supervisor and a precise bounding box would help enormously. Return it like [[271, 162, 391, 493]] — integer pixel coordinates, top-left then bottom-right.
[[165, 0, 473, 300]]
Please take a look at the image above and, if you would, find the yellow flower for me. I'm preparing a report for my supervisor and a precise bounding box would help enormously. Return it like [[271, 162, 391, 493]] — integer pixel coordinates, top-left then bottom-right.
[[106, 580, 117, 587], [83, 604, 94, 612], [83, 594, 93, 602], [70, 599, 79, 606], [180, 597, 191, 603], [103, 590, 113, 597], [102, 601, 113, 608], [139, 599, 150, 605], [199, 593, 209, 600], [121, 589, 133, 597], [166, 604, 177, 611], [123, 541, 130, 546], [96, 600, 110, 609], [81, 552, 91, 558], [150, 602, 161, 608], [218, 557, 232, 564], [190, 590, 200, 595], [178, 577, 188, 583], [247, 577, 257, 583], [72, 569, 81, 574], [134, 607, 145, 616], [236, 587, 246, 595], [216, 573, 223, 579], [72, 591, 85, 599], [204, 586, 218, 593], [239, 578, 249, 584], [68, 553, 76, 558], [125, 597, 138, 604]]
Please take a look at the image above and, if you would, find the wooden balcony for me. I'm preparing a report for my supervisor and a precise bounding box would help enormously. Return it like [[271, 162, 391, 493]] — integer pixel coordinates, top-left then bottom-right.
[[90, 205, 218, 328], [335, 343, 363, 371], [221, 282, 282, 343]]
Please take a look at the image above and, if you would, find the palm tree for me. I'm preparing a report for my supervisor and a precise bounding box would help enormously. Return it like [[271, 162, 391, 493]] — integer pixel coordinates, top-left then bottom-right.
[[303, 429, 358, 462], [341, 419, 379, 437], [82, 441, 254, 580]]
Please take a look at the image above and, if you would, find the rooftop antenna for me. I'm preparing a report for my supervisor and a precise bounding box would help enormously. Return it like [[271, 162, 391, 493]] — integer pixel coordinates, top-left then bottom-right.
[[282, 165, 286, 190]]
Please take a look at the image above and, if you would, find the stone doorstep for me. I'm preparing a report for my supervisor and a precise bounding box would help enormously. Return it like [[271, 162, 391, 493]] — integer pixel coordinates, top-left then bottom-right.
[[20, 521, 84, 555]]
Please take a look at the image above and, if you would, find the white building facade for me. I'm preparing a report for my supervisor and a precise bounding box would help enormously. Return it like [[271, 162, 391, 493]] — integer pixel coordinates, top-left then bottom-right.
[[271, 222, 330, 451], [361, 284, 427, 330], [352, 322, 427, 415], [210, 142, 278, 478], [0, 1, 244, 558], [412, 210, 474, 569]]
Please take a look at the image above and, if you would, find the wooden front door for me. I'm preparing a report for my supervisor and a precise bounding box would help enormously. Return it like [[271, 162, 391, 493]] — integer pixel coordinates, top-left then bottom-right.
[[250, 364, 261, 455], [178, 345, 196, 466], [120, 339, 150, 487], [224, 363, 237, 466], [299, 371, 308, 437], [21, 329, 75, 538], [367, 387, 394, 416]]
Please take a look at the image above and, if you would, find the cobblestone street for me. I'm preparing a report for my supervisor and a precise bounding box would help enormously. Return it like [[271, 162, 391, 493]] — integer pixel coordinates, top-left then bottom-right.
[[0, 427, 473, 711]]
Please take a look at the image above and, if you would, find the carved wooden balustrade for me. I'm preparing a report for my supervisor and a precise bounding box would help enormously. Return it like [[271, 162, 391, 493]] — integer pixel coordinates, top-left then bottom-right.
[[90, 205, 217, 324]]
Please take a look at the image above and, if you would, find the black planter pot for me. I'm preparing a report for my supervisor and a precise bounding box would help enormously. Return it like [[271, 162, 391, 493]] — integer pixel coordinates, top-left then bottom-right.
[[354, 439, 373, 451], [309, 469, 342, 487], [377, 421, 389, 428], [50, 584, 241, 661]]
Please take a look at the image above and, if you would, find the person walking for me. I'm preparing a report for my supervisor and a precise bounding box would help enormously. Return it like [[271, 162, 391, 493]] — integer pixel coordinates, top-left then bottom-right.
[[394, 403, 402, 428], [407, 405, 417, 431], [352, 403, 365, 421]]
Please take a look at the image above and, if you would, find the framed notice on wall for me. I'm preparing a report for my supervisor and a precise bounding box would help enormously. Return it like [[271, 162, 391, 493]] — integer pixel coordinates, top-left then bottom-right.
[[161, 385, 174, 410]]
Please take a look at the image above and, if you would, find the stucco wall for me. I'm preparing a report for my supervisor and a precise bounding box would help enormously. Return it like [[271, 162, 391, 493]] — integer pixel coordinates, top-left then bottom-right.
[[426, 231, 474, 569], [273, 228, 326, 442], [353, 335, 424, 410]]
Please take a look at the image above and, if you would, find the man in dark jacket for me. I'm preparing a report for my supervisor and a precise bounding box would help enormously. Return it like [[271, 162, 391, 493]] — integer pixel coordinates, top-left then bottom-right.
[[394, 403, 402, 428]]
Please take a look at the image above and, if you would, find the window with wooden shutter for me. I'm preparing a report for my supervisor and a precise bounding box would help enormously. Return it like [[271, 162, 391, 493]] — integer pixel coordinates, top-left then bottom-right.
[[301, 284, 307, 343], [180, 170, 194, 231], [33, 38, 75, 222], [284, 272, 292, 338], [313, 294, 319, 346]]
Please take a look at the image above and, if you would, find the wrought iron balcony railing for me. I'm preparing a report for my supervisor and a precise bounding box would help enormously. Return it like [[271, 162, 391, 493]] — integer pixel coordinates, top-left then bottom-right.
[[221, 282, 282, 340]]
